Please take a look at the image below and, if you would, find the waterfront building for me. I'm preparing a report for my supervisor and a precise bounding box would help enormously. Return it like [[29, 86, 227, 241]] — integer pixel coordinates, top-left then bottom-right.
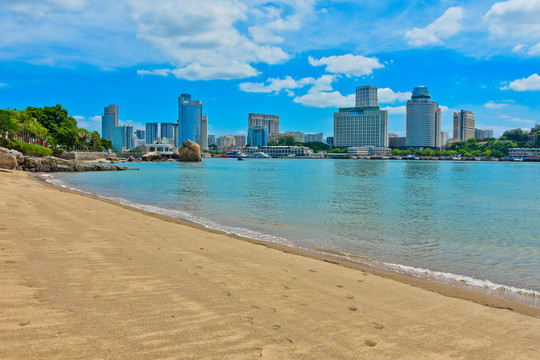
[[248, 126, 268, 147], [348, 146, 391, 157], [475, 129, 494, 139], [356, 85, 378, 107], [101, 105, 118, 141], [111, 124, 133, 151], [173, 123, 178, 147], [145, 123, 159, 144], [304, 133, 324, 143], [334, 85, 388, 148], [248, 113, 280, 135], [453, 110, 475, 142], [283, 131, 304, 143], [244, 146, 313, 157], [178, 93, 203, 146], [528, 133, 537, 144], [234, 135, 246, 148], [217, 135, 235, 150], [326, 136, 334, 146], [268, 133, 284, 141], [508, 148, 540, 158], [161, 122, 174, 142], [201, 115, 208, 150], [144, 142, 175, 154], [406, 86, 441, 149], [389, 135, 406, 148], [208, 135, 216, 146], [441, 131, 449, 147]]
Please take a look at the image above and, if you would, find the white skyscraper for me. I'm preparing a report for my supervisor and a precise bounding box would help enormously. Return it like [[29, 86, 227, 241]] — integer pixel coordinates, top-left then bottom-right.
[[334, 85, 388, 148]]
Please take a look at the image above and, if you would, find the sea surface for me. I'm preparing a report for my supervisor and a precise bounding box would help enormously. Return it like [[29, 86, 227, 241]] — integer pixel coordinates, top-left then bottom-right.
[[50, 159, 540, 304]]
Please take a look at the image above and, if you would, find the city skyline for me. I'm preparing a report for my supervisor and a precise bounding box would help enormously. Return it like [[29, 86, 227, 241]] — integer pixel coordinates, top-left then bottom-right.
[[1, 1, 539, 139]]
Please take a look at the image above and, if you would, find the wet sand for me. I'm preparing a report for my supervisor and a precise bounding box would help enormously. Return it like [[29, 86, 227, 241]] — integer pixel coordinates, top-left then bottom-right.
[[0, 171, 538, 359]]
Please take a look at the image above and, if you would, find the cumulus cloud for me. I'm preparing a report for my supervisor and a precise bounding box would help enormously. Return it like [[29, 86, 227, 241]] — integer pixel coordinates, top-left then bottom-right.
[[293, 75, 355, 108], [484, 0, 540, 40], [308, 54, 384, 77], [440, 105, 450, 112], [502, 73, 540, 91], [238, 76, 315, 95], [405, 7, 464, 47], [377, 88, 411, 103], [137, 69, 172, 77]]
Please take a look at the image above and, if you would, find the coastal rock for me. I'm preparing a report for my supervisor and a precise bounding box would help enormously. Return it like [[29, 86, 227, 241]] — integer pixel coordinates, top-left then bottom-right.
[[0, 147, 18, 170], [17, 155, 133, 172], [142, 151, 161, 162], [178, 140, 201, 162]]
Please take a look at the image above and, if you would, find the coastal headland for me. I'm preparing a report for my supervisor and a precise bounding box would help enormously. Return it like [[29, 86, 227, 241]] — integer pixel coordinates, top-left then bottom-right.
[[0, 171, 538, 359]]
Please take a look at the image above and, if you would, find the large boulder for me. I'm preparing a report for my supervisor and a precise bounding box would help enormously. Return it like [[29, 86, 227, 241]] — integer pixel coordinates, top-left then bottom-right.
[[142, 151, 161, 162], [178, 140, 202, 162], [0, 147, 17, 170], [16, 155, 133, 172]]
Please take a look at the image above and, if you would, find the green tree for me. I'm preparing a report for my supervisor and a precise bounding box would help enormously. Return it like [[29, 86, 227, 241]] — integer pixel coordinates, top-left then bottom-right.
[[90, 131, 101, 152]]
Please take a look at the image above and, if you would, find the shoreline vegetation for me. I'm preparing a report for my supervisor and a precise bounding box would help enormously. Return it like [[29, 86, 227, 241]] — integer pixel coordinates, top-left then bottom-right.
[[1, 170, 538, 358]]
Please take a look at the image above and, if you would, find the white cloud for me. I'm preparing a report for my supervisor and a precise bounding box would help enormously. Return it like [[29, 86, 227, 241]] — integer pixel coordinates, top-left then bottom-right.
[[508, 117, 535, 125], [405, 7, 464, 47], [377, 88, 411, 103], [440, 106, 450, 112], [308, 54, 384, 77], [484, 0, 540, 40], [528, 42, 540, 55], [381, 106, 406, 114], [293, 91, 354, 108], [485, 101, 508, 108], [238, 76, 315, 94], [72, 115, 85, 120], [137, 69, 172, 77], [502, 73, 540, 91]]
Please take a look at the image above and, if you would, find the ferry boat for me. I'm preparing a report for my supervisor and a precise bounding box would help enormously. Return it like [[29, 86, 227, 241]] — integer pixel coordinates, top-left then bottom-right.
[[221, 151, 248, 158], [250, 152, 271, 158]]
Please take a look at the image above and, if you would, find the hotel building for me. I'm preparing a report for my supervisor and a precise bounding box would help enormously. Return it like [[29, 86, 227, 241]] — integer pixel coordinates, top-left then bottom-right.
[[248, 113, 280, 135], [304, 133, 324, 143], [453, 110, 475, 142], [406, 86, 441, 149], [101, 105, 118, 141], [334, 85, 388, 148]]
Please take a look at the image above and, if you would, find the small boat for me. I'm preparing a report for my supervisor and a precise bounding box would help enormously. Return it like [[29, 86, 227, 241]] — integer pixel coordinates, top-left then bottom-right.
[[250, 152, 271, 158], [237, 157, 245, 161]]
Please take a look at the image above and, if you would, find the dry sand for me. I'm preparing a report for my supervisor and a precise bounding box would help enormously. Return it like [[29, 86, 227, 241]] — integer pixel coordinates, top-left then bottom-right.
[[0, 170, 538, 359]]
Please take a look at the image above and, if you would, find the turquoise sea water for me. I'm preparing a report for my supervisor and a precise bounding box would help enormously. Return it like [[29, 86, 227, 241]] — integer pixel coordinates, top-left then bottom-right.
[[51, 159, 540, 302]]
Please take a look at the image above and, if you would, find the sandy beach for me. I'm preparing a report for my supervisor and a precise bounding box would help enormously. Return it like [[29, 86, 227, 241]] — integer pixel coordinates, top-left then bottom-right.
[[0, 170, 538, 359]]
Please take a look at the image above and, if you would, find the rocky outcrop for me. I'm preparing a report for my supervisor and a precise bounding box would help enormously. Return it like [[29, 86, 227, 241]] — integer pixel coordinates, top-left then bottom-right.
[[16, 155, 134, 172], [178, 140, 202, 162], [142, 151, 161, 162], [0, 147, 18, 170]]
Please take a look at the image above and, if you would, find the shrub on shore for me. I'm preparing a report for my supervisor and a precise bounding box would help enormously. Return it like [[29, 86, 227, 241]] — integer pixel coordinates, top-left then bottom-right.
[[0, 137, 53, 156]]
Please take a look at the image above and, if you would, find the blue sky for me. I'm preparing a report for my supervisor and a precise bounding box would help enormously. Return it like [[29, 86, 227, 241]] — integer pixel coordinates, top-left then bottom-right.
[[1, 0, 539, 138]]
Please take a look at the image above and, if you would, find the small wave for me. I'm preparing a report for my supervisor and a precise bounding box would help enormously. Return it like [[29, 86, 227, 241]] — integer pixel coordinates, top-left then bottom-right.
[[384, 262, 540, 297]]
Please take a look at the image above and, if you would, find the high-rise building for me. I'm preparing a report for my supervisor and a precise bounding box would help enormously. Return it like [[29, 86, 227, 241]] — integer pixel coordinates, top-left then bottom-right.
[[326, 136, 334, 146], [304, 133, 324, 143], [201, 115, 208, 150], [475, 129, 494, 139], [101, 105, 118, 141], [441, 131, 449, 147], [111, 124, 133, 151], [248, 113, 280, 135], [248, 126, 268, 147], [217, 135, 235, 149], [208, 135, 216, 146], [334, 85, 388, 148], [389, 133, 406, 148], [145, 123, 159, 144], [406, 86, 441, 148], [173, 123, 178, 147], [356, 85, 378, 107], [234, 135, 246, 148], [453, 110, 475, 142], [178, 93, 203, 146], [161, 122, 174, 142]]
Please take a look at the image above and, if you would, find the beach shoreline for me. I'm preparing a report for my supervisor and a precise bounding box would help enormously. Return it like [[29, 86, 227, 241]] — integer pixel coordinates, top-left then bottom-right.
[[35, 172, 540, 316], [1, 170, 538, 359]]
